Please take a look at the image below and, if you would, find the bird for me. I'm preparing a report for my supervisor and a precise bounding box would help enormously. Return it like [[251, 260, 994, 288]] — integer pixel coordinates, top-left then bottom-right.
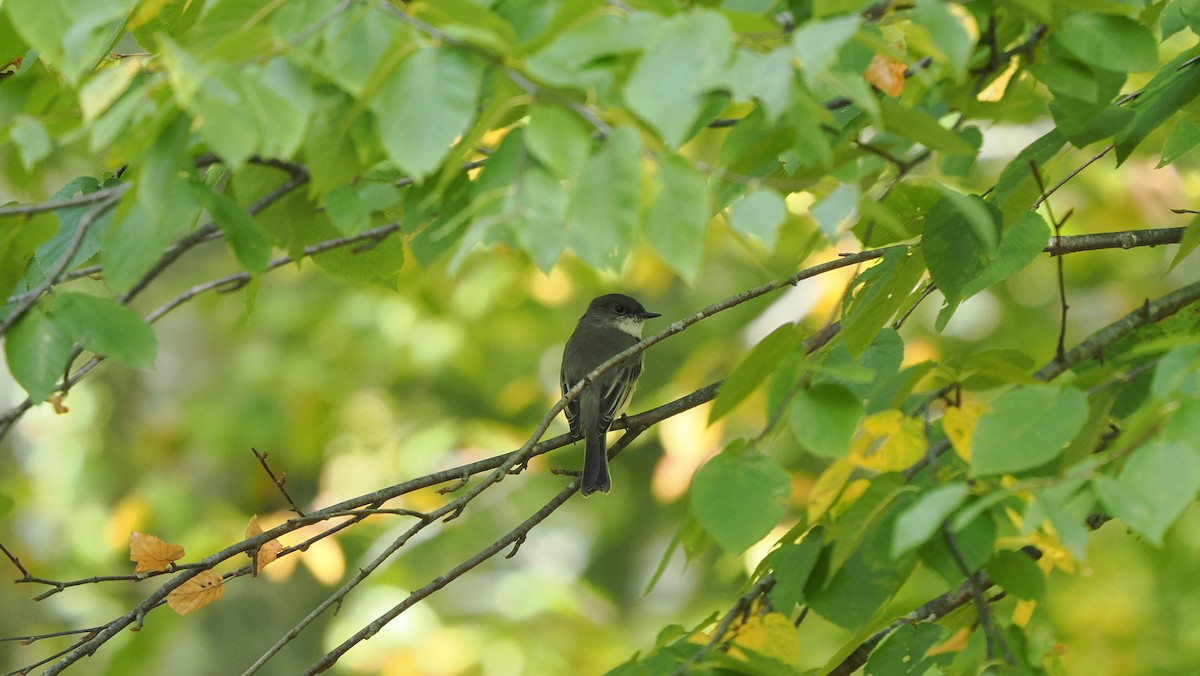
[[560, 293, 661, 495]]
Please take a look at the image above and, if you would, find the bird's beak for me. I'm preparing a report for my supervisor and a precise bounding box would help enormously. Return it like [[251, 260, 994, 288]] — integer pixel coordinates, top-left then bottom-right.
[[640, 310, 662, 319]]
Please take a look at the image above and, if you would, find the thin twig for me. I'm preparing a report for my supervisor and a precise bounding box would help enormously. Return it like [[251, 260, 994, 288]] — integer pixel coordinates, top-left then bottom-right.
[[1030, 160, 1070, 364], [1032, 144, 1112, 210], [673, 576, 775, 674], [941, 521, 1015, 665], [0, 182, 130, 218], [295, 481, 583, 674], [252, 448, 306, 517]]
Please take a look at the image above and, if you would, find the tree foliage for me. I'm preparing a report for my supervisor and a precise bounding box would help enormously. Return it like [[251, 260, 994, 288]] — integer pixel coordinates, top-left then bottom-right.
[[2, 0, 1200, 674]]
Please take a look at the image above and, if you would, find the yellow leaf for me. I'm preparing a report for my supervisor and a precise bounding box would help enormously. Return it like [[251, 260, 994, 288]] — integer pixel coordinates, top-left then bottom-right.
[[730, 612, 800, 667], [848, 410, 925, 471], [865, 53, 907, 97], [167, 570, 225, 615], [927, 626, 971, 656], [245, 515, 284, 570], [1012, 599, 1037, 627], [129, 531, 185, 573], [943, 400, 986, 461], [807, 460, 854, 523], [977, 58, 1018, 102]]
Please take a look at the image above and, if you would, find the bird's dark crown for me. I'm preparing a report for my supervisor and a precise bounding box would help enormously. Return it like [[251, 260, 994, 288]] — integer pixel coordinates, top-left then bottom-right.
[[583, 293, 660, 320]]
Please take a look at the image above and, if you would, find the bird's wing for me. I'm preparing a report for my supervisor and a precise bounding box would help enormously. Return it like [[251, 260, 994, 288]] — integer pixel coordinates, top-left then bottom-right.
[[596, 355, 642, 432]]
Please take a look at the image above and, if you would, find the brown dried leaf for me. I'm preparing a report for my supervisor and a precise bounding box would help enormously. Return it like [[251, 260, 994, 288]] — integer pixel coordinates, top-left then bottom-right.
[[167, 570, 225, 615], [865, 53, 906, 97], [129, 531, 185, 573], [49, 394, 69, 414], [245, 515, 283, 570]]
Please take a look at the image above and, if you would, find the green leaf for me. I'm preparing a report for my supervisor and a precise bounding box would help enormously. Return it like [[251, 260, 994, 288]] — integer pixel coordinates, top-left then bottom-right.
[[515, 165, 568, 272], [724, 48, 794, 122], [313, 224, 405, 287], [727, 187, 787, 249], [372, 44, 484, 181], [6, 0, 136, 84], [1028, 58, 1101, 102], [193, 67, 260, 168], [1114, 52, 1200, 164], [789, 383, 863, 457], [992, 130, 1066, 207], [304, 89, 363, 198], [879, 99, 976, 155], [922, 194, 998, 303], [853, 182, 940, 247], [10, 115, 52, 170], [842, 247, 924, 358], [865, 623, 953, 676], [1159, 114, 1200, 168], [971, 385, 1089, 475], [923, 507, 998, 584], [791, 14, 859, 85], [1151, 345, 1200, 398], [196, 187, 271, 273], [766, 531, 824, 612], [53, 292, 157, 368], [139, 114, 197, 227], [912, 0, 971, 79], [645, 155, 710, 282], [0, 212, 57, 301], [26, 177, 117, 287], [625, 10, 732, 148], [710, 323, 804, 422], [4, 305, 73, 402], [245, 58, 314, 159], [1170, 214, 1200, 270], [1047, 95, 1136, 147], [988, 550, 1045, 600], [807, 485, 917, 630], [960, 211, 1051, 298], [104, 200, 195, 295], [1094, 442, 1200, 546], [80, 58, 140, 123], [525, 12, 662, 87], [890, 483, 970, 558], [1056, 13, 1158, 73], [566, 126, 642, 270], [811, 183, 859, 241], [324, 184, 370, 235], [524, 104, 590, 179], [690, 441, 791, 553]]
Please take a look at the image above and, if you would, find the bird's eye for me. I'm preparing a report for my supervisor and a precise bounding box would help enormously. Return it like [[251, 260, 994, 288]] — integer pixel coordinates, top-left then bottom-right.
[[613, 305, 627, 314]]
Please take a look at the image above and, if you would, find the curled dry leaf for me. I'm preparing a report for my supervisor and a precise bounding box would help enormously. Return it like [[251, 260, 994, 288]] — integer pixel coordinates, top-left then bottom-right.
[[49, 394, 69, 414], [167, 570, 225, 615], [245, 515, 283, 570], [865, 53, 907, 97], [129, 531, 185, 573]]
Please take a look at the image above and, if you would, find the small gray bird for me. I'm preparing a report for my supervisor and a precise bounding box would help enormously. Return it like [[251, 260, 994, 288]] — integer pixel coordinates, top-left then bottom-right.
[[560, 293, 661, 495]]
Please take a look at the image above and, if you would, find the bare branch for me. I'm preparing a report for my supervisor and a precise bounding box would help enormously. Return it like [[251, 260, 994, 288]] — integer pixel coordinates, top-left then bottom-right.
[[301, 481, 580, 674], [1035, 279, 1200, 381], [252, 448, 306, 517], [0, 182, 130, 218]]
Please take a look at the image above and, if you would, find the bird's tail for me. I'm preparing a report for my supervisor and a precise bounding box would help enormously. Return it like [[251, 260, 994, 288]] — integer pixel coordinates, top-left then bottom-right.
[[581, 430, 611, 496]]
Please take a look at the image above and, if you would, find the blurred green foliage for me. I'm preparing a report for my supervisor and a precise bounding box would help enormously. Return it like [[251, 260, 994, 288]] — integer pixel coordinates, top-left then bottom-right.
[[2, 0, 1200, 674]]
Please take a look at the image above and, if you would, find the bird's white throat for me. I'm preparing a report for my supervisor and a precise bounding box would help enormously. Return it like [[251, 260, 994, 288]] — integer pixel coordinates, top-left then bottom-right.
[[615, 316, 644, 337]]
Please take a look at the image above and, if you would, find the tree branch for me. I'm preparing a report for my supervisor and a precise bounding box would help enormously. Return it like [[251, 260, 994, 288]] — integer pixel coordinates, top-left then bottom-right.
[[1035, 278, 1200, 381], [0, 191, 123, 339]]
